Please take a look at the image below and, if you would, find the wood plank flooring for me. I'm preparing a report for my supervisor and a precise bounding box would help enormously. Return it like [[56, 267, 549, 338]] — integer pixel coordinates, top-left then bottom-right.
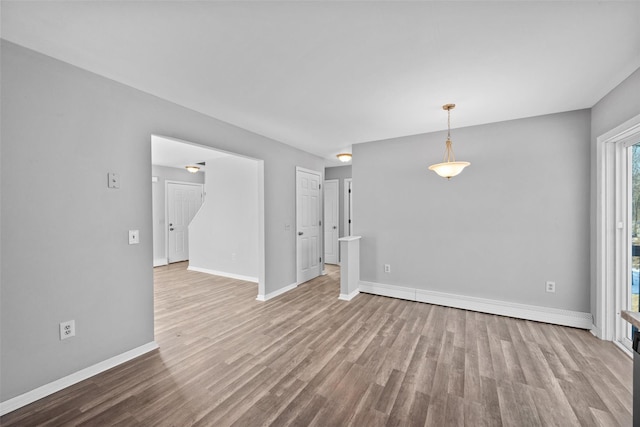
[[1, 262, 633, 426]]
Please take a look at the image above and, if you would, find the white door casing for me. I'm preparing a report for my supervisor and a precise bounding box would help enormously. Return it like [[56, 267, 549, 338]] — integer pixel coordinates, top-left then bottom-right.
[[324, 180, 339, 264], [167, 181, 203, 263], [296, 167, 322, 284]]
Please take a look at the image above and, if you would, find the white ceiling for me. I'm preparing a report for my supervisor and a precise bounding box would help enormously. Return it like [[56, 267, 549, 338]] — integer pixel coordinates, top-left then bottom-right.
[[2, 1, 640, 163], [151, 135, 229, 170]]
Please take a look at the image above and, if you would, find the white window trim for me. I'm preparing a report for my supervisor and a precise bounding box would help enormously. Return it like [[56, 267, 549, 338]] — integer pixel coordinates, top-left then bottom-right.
[[596, 113, 640, 346]]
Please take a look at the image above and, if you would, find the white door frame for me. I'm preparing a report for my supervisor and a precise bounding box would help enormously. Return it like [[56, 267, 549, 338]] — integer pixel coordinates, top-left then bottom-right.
[[296, 166, 324, 285], [324, 179, 339, 264], [596, 113, 640, 348], [165, 180, 204, 264], [344, 178, 353, 236]]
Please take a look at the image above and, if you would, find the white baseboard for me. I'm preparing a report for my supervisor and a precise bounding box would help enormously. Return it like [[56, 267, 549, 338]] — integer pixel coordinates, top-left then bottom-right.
[[359, 280, 593, 329], [359, 281, 415, 302], [338, 289, 360, 301], [188, 266, 258, 283], [256, 282, 297, 301], [590, 324, 602, 338], [0, 341, 158, 416], [153, 258, 168, 267]]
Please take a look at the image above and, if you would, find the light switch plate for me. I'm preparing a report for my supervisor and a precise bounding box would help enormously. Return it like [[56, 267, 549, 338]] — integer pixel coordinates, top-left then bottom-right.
[[108, 173, 120, 189], [129, 229, 140, 245]]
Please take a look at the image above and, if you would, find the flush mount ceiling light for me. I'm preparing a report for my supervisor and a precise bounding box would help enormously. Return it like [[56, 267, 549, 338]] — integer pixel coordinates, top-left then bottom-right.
[[337, 153, 352, 162], [185, 165, 200, 173], [428, 104, 470, 179]]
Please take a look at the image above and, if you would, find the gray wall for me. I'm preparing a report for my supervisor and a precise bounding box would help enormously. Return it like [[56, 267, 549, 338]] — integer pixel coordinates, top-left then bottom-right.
[[151, 164, 204, 265], [590, 67, 640, 330], [189, 156, 259, 279], [353, 110, 591, 312], [325, 165, 352, 238], [0, 41, 324, 401]]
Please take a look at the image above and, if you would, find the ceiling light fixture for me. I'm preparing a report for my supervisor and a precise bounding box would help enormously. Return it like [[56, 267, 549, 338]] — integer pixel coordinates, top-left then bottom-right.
[[337, 153, 352, 162], [185, 165, 200, 173], [428, 104, 470, 179]]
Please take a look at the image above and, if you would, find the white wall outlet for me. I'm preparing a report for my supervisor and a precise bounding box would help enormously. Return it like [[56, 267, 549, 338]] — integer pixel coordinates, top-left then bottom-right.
[[546, 281, 556, 293], [129, 229, 140, 245], [107, 172, 120, 189], [384, 264, 391, 273], [60, 320, 75, 340]]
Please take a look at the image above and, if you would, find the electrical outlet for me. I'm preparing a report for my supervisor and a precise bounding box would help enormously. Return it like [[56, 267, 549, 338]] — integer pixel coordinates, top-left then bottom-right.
[[546, 281, 556, 293], [384, 264, 391, 273], [129, 229, 140, 245], [60, 320, 75, 340]]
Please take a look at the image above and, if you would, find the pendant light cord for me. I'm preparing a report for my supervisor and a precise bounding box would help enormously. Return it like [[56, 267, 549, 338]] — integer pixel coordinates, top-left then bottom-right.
[[444, 107, 456, 163]]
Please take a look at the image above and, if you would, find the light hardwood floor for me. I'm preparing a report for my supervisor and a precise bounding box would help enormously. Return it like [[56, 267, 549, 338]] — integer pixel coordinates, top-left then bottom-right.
[[1, 262, 633, 426]]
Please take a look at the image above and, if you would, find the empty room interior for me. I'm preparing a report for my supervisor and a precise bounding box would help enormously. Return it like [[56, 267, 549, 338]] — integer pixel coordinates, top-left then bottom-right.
[[2, 1, 640, 426]]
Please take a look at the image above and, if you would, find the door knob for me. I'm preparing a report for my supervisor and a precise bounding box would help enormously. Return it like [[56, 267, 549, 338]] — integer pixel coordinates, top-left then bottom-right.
[[333, 226, 337, 229], [169, 223, 173, 226], [298, 232, 304, 236], [170, 228, 174, 231]]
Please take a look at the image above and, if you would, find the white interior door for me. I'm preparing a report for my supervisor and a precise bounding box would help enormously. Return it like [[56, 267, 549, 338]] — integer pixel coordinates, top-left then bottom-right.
[[167, 182, 203, 263], [324, 180, 339, 264], [297, 168, 322, 284]]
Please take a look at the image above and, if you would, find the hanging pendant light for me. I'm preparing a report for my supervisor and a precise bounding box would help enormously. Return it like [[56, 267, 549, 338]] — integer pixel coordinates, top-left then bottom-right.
[[428, 104, 470, 179]]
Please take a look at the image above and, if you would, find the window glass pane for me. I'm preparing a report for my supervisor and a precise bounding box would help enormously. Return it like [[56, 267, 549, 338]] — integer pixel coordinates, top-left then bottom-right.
[[631, 144, 640, 341]]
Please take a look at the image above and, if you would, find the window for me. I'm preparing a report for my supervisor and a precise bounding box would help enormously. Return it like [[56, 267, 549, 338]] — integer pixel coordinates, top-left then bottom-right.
[[597, 115, 640, 352]]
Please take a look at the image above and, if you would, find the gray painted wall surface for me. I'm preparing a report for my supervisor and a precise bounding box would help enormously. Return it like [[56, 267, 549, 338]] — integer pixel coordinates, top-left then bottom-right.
[[0, 41, 323, 401], [590, 67, 640, 330], [151, 165, 204, 264], [325, 165, 352, 239], [591, 68, 640, 140], [189, 156, 259, 278], [353, 110, 591, 312]]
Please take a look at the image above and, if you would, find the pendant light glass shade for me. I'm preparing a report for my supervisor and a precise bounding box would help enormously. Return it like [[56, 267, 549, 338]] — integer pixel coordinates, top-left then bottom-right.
[[429, 104, 470, 179], [428, 160, 470, 178]]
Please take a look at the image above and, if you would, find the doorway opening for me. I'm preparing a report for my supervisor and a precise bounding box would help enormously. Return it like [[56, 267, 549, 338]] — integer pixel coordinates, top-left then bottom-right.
[[344, 178, 352, 236], [151, 135, 266, 299], [324, 179, 339, 265]]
